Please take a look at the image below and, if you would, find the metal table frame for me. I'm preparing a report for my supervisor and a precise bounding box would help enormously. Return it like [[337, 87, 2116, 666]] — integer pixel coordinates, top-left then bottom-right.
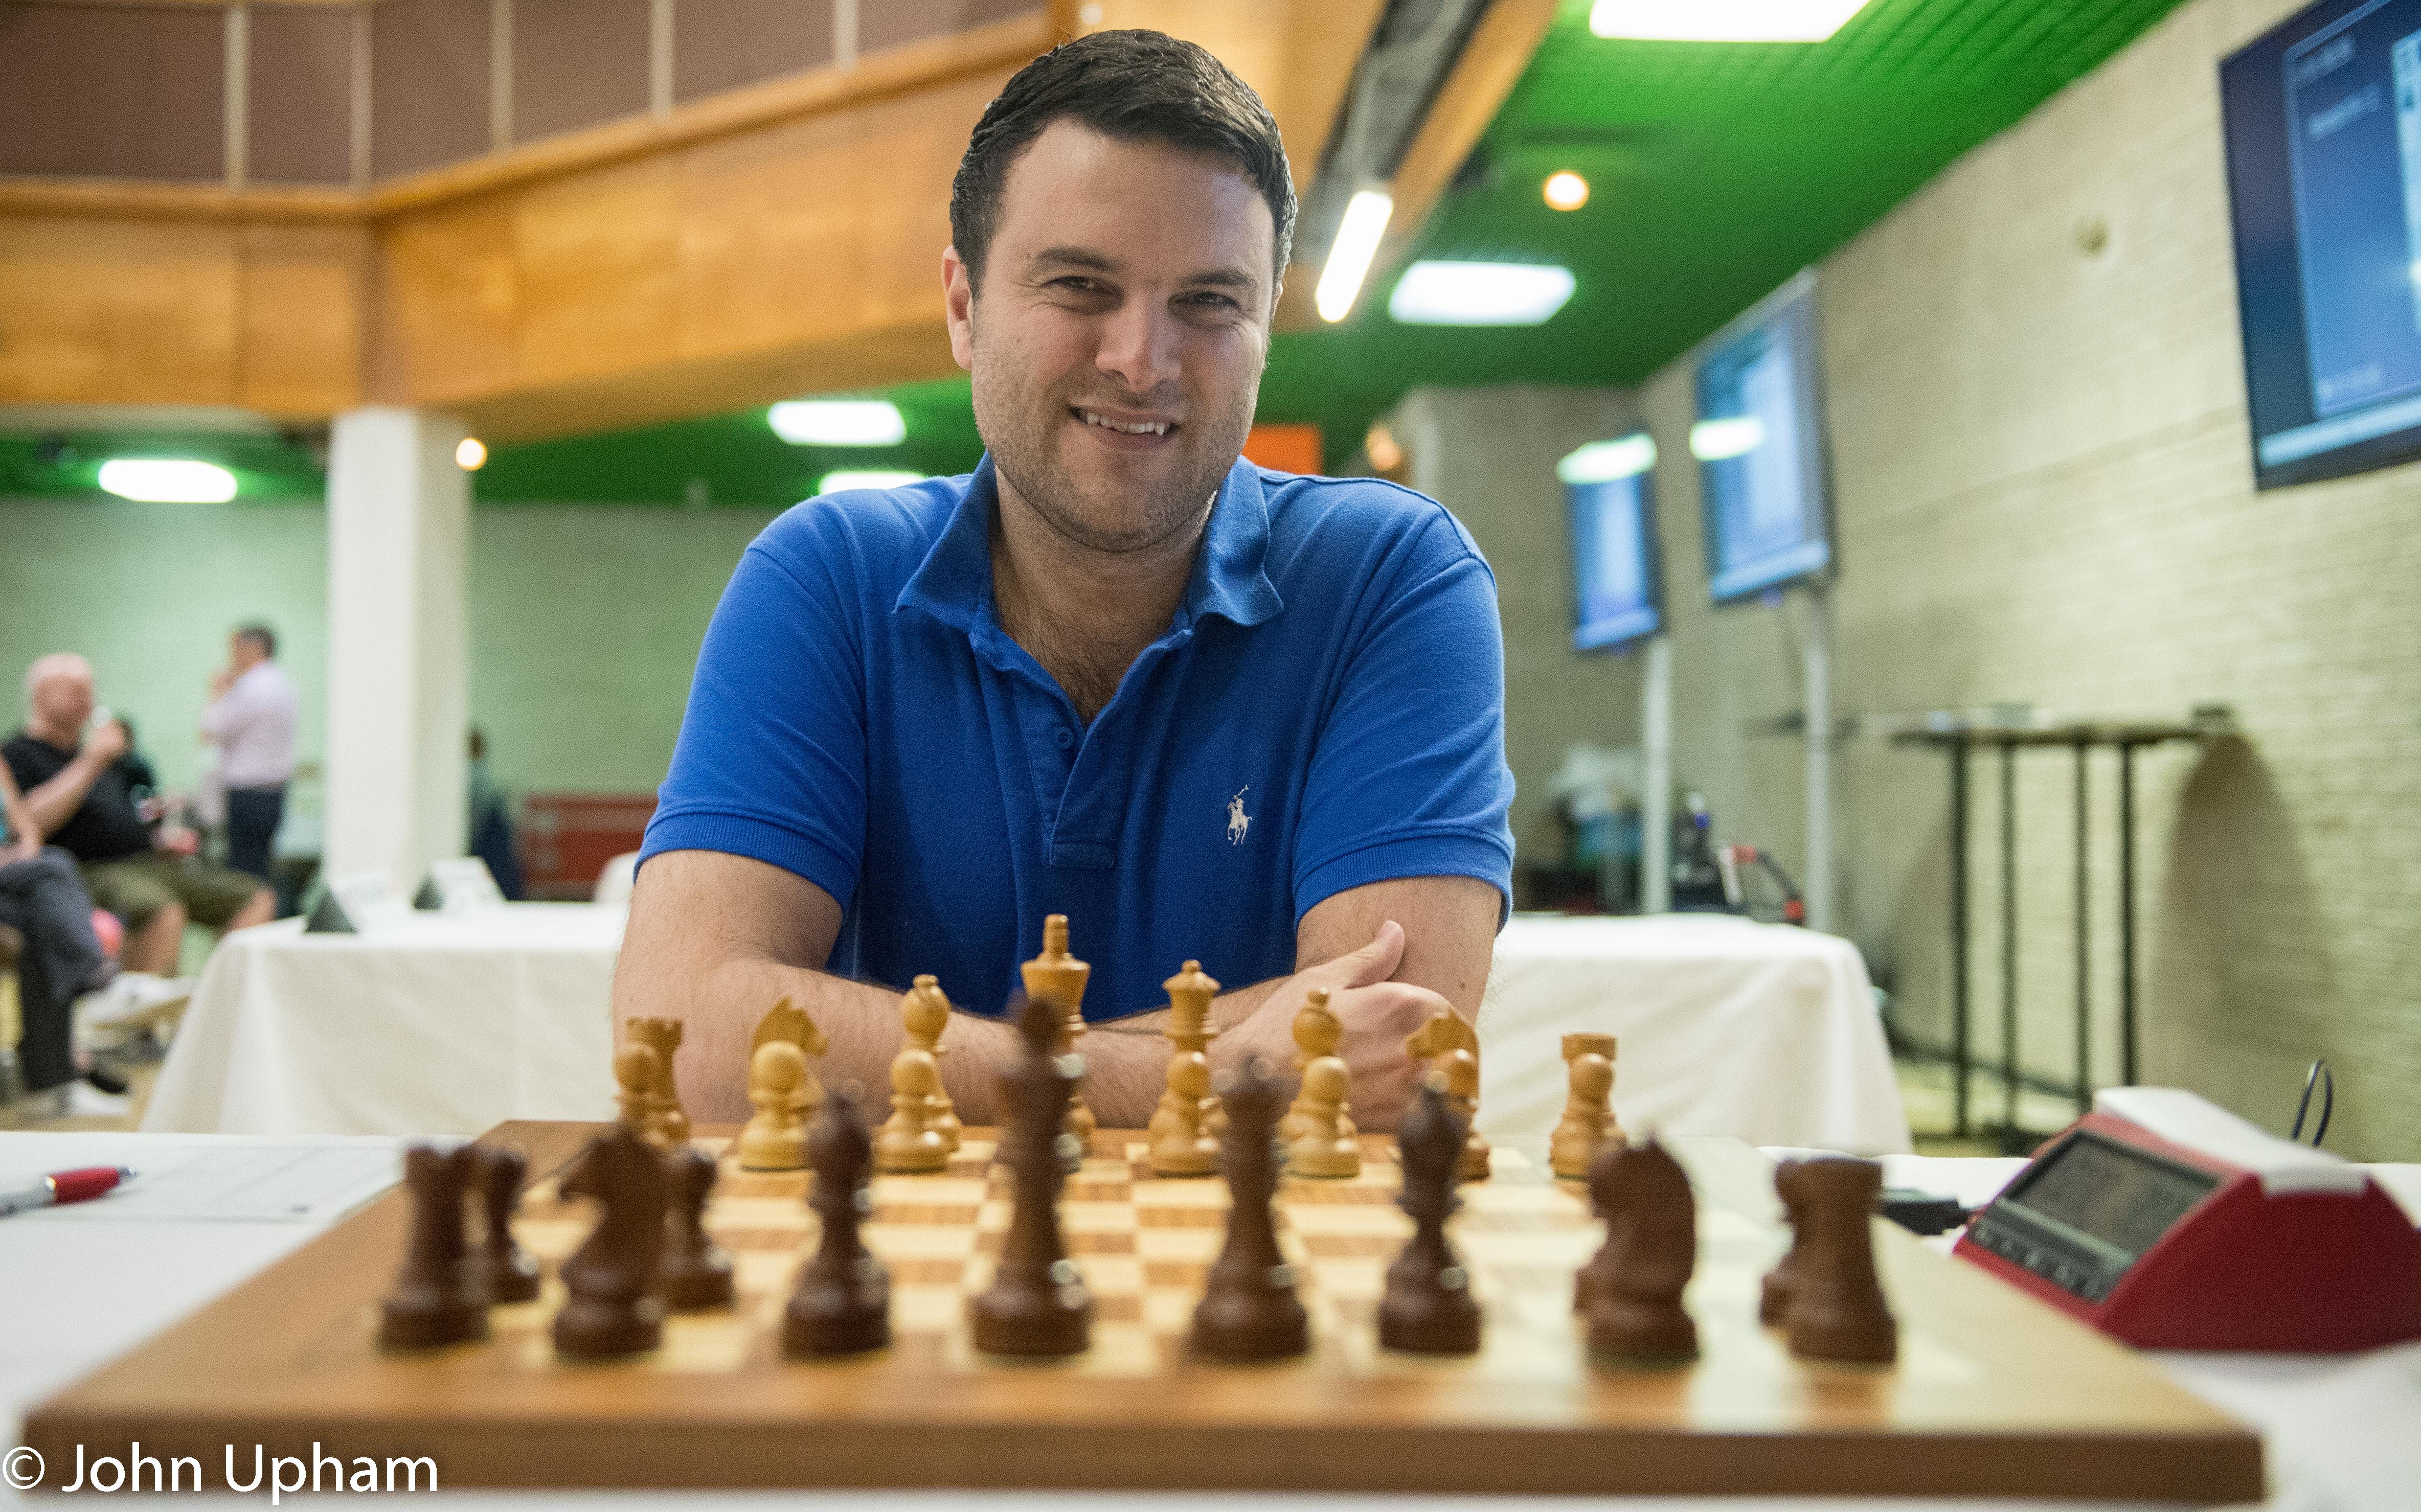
[[1895, 722, 2211, 1146]]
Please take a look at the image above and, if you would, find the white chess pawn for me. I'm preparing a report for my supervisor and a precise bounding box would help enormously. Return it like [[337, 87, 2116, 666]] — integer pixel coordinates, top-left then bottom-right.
[[876, 1045, 951, 1173], [736, 1041, 812, 1172], [1286, 1057, 1360, 1178], [1149, 1049, 1220, 1176]]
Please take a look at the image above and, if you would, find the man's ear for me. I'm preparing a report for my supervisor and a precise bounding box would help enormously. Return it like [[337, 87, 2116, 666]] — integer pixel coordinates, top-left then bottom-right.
[[943, 246, 977, 372]]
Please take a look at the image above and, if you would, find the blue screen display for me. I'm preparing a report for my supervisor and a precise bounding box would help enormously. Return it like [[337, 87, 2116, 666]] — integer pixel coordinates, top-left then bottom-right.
[[1694, 274, 1833, 604], [1568, 470, 1662, 652], [2225, 0, 2421, 487]]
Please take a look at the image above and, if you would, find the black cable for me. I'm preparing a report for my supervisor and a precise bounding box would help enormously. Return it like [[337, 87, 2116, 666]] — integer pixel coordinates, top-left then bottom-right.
[[2290, 1058, 2334, 1147]]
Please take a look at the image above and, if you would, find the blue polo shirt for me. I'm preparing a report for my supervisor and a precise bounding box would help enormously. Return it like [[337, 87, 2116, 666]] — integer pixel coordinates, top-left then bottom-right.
[[640, 454, 1513, 1023]]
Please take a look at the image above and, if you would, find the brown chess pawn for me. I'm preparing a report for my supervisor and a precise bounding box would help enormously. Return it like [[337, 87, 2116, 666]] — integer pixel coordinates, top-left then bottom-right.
[[1378, 1078, 1483, 1355], [1190, 1056, 1307, 1360], [1405, 1009, 1489, 1181], [1775, 1156, 1898, 1365], [875, 1038, 951, 1173], [1760, 1158, 1810, 1326], [471, 1146, 540, 1304], [379, 1143, 489, 1350], [1148, 1049, 1221, 1177], [1021, 914, 1095, 1155], [552, 1126, 670, 1358], [1163, 958, 1226, 1136], [1283, 990, 1360, 1177], [1582, 1138, 1699, 1363], [660, 1146, 735, 1311], [737, 1040, 813, 1172], [613, 1042, 668, 1149], [623, 1018, 689, 1146], [969, 993, 1093, 1357], [786, 1087, 891, 1357], [1552, 1034, 1621, 1180], [900, 975, 961, 1151]]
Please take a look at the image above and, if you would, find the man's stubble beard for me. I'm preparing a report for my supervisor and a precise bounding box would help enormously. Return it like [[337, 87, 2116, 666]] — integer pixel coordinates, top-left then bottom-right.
[[969, 313, 1257, 558]]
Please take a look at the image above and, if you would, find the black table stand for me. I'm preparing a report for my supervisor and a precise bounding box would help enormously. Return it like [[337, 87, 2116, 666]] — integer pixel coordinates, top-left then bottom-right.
[[1896, 720, 2211, 1152]]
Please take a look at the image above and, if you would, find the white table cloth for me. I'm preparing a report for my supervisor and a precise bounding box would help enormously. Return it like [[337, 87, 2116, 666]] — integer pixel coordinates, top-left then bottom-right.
[[7, 1131, 2417, 1511], [142, 906, 623, 1137], [1477, 914, 1911, 1156]]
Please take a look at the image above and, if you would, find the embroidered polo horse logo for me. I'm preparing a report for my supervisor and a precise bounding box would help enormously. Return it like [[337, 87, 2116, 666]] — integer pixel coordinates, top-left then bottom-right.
[[1226, 787, 1252, 845]]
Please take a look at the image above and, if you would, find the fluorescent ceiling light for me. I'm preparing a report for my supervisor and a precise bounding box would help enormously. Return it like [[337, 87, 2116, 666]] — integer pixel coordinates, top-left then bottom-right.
[[98, 459, 236, 503], [1589, 0, 1873, 42], [1690, 417, 1766, 461], [1388, 261, 1576, 326], [1557, 433, 1658, 485], [817, 470, 925, 495], [1316, 190, 1394, 323], [769, 400, 907, 447]]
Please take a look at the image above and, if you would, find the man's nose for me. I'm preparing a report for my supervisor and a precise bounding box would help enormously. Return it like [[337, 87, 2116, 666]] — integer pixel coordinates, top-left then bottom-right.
[[1094, 298, 1182, 397]]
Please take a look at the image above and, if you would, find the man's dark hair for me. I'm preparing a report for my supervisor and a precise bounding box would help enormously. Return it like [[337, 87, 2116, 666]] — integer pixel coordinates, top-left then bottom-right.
[[950, 30, 1295, 292], [235, 623, 277, 658]]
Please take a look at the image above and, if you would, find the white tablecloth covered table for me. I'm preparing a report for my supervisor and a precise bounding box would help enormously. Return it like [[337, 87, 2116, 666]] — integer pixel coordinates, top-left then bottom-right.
[[8, 1131, 2417, 1511], [1477, 913, 1911, 1156], [142, 906, 622, 1137], [145, 907, 1904, 1151]]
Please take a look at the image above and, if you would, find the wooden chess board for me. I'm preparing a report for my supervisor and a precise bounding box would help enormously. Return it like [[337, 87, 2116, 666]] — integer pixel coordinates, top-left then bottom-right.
[[21, 1121, 2261, 1500]]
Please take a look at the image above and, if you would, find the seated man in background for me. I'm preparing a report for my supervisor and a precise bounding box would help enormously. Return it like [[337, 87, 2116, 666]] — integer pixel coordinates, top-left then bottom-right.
[[6, 654, 272, 976], [0, 757, 171, 1112]]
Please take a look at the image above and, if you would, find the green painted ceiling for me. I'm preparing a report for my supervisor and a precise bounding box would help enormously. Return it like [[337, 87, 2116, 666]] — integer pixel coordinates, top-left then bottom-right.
[[4, 0, 2193, 505]]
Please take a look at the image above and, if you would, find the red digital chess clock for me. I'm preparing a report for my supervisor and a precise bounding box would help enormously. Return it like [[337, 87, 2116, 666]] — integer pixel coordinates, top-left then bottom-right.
[[1955, 1087, 2421, 1353]]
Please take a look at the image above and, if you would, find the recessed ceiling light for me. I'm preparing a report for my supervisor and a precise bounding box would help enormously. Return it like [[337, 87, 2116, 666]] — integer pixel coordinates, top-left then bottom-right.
[[1388, 261, 1576, 326], [770, 400, 907, 447], [98, 459, 237, 503], [1365, 423, 1404, 473], [1689, 417, 1767, 461], [456, 437, 488, 470], [816, 470, 925, 495], [1589, 0, 1873, 43], [1558, 433, 1658, 484], [1317, 190, 1395, 324], [1544, 171, 1590, 211]]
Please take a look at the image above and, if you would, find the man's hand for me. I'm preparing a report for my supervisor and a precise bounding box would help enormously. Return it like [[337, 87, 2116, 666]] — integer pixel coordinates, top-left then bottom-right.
[[2, 834, 38, 867], [1212, 920, 1453, 1131], [209, 667, 235, 700], [82, 719, 129, 767], [154, 825, 200, 857]]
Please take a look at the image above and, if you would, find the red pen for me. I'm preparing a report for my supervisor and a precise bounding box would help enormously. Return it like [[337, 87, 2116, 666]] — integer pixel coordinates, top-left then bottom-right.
[[0, 1165, 133, 1217]]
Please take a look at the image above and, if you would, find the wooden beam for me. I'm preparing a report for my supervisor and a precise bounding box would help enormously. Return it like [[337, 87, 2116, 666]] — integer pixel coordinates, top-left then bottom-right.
[[1361, 0, 1559, 299], [0, 2, 1386, 439]]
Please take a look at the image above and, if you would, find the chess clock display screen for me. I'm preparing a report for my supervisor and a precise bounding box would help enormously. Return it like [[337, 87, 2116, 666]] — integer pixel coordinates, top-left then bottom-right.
[[1693, 270, 1835, 604], [2224, 0, 2421, 487], [1968, 1133, 2221, 1302]]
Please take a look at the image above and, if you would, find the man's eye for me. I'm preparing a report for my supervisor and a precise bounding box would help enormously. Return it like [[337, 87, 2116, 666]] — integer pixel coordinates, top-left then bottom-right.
[[1053, 277, 1103, 293], [1184, 292, 1239, 311]]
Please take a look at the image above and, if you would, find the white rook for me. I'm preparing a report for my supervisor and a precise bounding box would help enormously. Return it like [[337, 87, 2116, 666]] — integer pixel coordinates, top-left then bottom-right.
[[325, 408, 469, 886]]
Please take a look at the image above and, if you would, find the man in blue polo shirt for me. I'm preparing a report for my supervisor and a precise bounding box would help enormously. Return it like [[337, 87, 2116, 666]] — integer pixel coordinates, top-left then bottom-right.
[[617, 30, 1513, 1130]]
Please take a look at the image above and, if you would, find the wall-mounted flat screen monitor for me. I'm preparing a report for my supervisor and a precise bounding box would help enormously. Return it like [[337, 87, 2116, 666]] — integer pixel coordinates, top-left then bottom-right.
[[1693, 270, 1835, 604], [1559, 433, 1663, 652], [2224, 0, 2421, 488]]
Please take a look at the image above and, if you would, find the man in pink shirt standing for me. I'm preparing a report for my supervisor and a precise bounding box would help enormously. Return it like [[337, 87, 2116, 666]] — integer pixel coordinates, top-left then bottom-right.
[[200, 623, 299, 888]]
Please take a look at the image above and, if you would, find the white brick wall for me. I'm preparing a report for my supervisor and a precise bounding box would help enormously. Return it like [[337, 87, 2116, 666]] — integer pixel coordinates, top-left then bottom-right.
[[1630, 0, 2421, 1158]]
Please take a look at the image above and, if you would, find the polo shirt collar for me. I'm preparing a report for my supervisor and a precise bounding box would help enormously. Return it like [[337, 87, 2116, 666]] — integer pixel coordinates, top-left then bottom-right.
[[896, 454, 1283, 634]]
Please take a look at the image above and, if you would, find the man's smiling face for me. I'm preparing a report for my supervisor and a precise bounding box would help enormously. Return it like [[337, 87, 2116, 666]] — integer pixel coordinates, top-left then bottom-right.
[[947, 120, 1278, 557]]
